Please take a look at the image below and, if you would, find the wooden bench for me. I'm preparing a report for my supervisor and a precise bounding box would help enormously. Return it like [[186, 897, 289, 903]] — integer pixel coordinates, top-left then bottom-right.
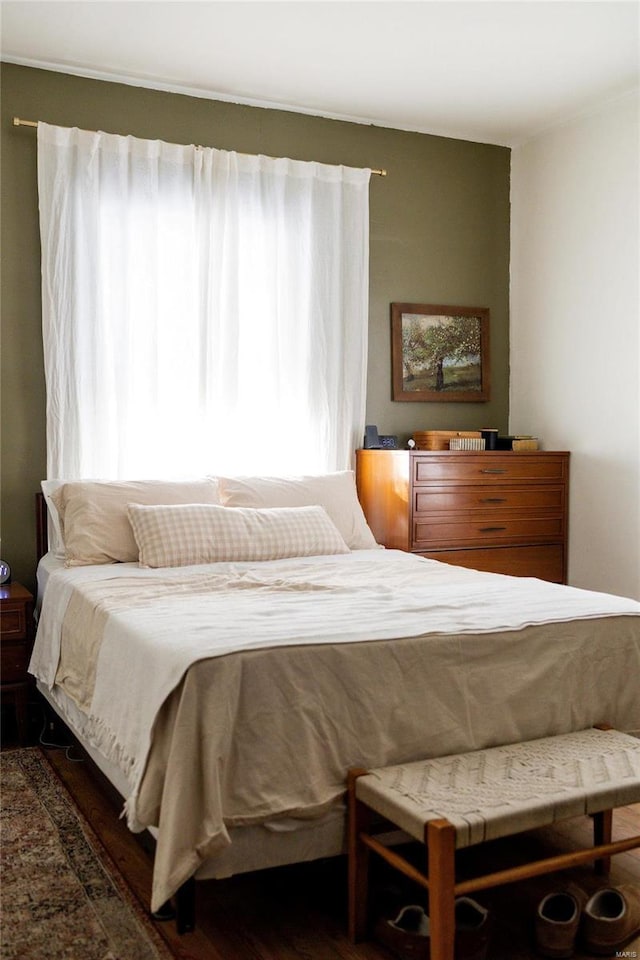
[[348, 726, 640, 960]]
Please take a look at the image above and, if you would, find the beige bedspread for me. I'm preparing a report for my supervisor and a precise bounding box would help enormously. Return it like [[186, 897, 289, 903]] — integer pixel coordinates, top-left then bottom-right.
[[30, 550, 640, 910]]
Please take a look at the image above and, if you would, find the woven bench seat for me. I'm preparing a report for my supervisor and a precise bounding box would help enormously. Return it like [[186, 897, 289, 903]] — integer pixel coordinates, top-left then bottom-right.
[[348, 726, 640, 960]]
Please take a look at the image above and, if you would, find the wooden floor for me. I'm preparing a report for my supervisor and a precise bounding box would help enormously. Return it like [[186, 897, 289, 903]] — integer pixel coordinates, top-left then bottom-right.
[[4, 709, 640, 960]]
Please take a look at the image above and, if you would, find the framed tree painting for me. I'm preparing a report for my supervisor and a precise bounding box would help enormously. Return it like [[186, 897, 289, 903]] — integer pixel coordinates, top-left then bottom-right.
[[391, 303, 490, 402]]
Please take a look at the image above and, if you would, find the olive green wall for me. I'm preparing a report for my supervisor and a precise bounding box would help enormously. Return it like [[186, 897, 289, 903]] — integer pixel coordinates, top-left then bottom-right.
[[1, 63, 510, 590]]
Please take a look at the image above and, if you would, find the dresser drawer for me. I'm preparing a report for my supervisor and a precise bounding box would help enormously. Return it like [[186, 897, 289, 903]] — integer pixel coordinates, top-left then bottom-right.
[[413, 454, 568, 485], [1, 644, 29, 682], [419, 545, 565, 582], [414, 485, 565, 515], [0, 603, 27, 641], [413, 515, 564, 549]]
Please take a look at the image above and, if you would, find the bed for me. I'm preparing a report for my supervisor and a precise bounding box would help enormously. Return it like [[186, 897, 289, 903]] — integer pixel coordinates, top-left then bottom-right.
[[30, 473, 640, 929]]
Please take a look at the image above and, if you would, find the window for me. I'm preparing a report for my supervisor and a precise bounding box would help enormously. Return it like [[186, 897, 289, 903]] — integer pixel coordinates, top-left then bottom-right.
[[38, 124, 370, 479]]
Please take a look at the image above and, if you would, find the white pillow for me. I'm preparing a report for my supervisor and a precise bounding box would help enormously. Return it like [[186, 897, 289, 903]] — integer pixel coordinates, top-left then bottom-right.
[[40, 480, 68, 558], [51, 478, 221, 566], [217, 471, 378, 551], [127, 503, 350, 568]]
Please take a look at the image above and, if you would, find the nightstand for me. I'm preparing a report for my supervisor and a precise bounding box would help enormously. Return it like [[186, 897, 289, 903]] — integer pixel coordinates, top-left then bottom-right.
[[1, 583, 35, 745]]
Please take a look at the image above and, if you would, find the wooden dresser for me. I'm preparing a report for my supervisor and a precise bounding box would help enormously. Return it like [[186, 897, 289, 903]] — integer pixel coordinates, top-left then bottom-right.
[[356, 449, 570, 583]]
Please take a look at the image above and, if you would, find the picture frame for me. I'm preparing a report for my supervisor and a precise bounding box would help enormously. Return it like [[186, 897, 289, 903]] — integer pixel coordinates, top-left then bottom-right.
[[391, 302, 490, 402]]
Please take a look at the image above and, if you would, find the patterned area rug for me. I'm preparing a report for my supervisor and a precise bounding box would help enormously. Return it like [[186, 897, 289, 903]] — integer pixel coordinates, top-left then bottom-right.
[[0, 747, 174, 960]]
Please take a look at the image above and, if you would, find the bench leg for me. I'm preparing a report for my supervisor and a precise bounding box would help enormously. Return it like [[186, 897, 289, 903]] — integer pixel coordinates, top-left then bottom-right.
[[348, 769, 372, 942], [427, 819, 456, 960], [593, 809, 612, 876]]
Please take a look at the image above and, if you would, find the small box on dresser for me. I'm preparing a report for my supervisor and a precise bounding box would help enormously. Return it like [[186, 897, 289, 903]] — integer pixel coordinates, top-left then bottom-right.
[[356, 449, 570, 582], [1, 582, 35, 744]]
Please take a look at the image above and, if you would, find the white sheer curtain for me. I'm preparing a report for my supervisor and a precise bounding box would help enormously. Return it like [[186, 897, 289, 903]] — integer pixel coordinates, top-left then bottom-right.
[[37, 122, 370, 479]]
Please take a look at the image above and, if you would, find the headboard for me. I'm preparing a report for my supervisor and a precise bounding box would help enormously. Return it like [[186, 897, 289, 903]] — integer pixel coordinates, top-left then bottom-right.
[[36, 492, 49, 563]]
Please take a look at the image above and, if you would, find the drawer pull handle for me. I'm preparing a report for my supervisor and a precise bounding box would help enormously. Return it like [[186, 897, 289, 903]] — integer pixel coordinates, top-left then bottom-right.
[[479, 526, 507, 532], [481, 497, 506, 503], [481, 468, 507, 474]]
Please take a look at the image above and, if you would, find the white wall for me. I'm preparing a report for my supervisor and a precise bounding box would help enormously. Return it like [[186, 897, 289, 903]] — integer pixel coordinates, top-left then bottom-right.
[[510, 91, 639, 599]]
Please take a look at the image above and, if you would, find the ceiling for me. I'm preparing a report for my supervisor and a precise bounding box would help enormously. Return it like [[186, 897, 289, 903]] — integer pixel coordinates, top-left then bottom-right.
[[1, 1, 638, 147]]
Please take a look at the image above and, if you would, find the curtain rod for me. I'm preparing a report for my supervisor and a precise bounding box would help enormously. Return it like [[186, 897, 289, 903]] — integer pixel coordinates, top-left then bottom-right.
[[12, 116, 387, 176]]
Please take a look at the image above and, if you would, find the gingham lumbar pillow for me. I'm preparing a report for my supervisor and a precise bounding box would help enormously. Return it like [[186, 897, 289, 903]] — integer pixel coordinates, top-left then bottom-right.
[[127, 502, 350, 568]]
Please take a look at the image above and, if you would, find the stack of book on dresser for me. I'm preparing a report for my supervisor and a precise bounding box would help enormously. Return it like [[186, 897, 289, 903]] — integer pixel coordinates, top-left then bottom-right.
[[412, 430, 539, 452], [413, 430, 481, 450]]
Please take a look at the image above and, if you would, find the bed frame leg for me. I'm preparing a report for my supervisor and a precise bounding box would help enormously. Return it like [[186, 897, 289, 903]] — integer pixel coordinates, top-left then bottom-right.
[[151, 900, 176, 922], [175, 877, 196, 934]]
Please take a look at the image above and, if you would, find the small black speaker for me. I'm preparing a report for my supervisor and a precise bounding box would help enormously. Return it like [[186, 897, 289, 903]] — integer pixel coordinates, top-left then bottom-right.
[[364, 425, 381, 448]]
